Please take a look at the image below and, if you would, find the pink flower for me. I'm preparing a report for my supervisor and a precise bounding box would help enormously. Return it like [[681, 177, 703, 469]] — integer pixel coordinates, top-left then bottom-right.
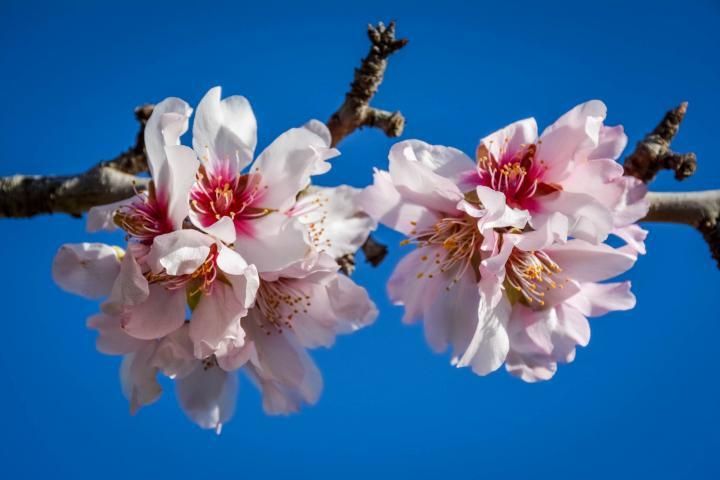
[[87, 97, 198, 245], [290, 184, 377, 259], [246, 259, 376, 413], [53, 87, 378, 428], [463, 101, 648, 245], [361, 103, 646, 380], [187, 87, 339, 254]]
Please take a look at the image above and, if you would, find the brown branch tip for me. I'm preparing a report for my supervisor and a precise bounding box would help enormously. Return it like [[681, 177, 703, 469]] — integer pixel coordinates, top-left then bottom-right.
[[632, 104, 719, 269], [624, 102, 697, 183], [327, 21, 408, 147]]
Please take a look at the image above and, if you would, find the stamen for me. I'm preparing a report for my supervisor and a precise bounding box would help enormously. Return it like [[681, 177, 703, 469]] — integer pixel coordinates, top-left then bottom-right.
[[505, 249, 562, 307], [189, 164, 271, 233], [147, 243, 220, 295], [402, 215, 482, 289], [254, 279, 310, 334]]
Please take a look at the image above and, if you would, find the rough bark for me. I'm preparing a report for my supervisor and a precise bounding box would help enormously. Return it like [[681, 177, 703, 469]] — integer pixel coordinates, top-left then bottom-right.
[[643, 191, 720, 267], [0, 105, 152, 218], [326, 21, 407, 147], [624, 103, 697, 182], [627, 103, 719, 268]]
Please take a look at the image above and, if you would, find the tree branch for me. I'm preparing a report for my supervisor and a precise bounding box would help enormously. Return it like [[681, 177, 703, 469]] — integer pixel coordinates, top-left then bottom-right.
[[643, 191, 720, 267], [0, 168, 148, 218], [325, 21, 407, 268], [326, 21, 407, 147], [626, 103, 719, 268], [0, 21, 402, 268], [0, 105, 152, 218]]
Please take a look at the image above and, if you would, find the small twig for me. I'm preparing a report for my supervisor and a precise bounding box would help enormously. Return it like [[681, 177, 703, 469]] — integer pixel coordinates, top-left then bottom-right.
[[623, 102, 697, 183], [327, 21, 407, 268], [326, 21, 408, 147]]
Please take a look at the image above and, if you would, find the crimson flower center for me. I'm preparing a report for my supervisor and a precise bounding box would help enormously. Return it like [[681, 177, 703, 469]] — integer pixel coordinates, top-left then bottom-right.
[[147, 243, 220, 296], [190, 165, 270, 235], [476, 143, 555, 210], [114, 185, 174, 244]]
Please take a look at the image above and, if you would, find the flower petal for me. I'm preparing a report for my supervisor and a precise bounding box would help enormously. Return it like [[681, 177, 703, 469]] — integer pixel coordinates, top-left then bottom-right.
[[52, 243, 122, 299], [176, 364, 238, 433], [294, 185, 377, 259], [153, 324, 197, 379], [245, 318, 323, 415], [535, 190, 614, 244], [163, 144, 200, 229], [120, 343, 162, 415], [566, 281, 636, 317], [86, 196, 135, 232], [147, 229, 213, 276], [479, 117, 538, 162], [87, 313, 147, 355], [252, 122, 338, 211], [193, 86, 256, 173], [454, 278, 511, 375], [286, 272, 377, 348], [216, 245, 259, 308], [103, 252, 149, 313], [545, 239, 637, 283], [388, 246, 448, 325], [358, 168, 440, 236], [190, 284, 248, 359], [121, 285, 186, 340], [388, 140, 466, 213], [233, 214, 314, 277], [538, 100, 607, 182]]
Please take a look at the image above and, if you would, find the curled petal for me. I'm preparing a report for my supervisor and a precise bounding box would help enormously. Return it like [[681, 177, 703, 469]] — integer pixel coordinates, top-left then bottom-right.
[[145, 97, 193, 204], [147, 229, 213, 275]]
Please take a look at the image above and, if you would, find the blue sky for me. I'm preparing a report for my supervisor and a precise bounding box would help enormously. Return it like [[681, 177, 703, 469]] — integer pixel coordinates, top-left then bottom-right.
[[1, 0, 719, 478]]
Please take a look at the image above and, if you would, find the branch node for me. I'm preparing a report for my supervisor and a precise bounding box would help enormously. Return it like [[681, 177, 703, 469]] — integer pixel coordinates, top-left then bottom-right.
[[327, 20, 408, 147], [624, 102, 696, 183]]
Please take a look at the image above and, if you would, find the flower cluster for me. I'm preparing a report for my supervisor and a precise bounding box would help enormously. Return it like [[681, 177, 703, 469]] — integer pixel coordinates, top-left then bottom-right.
[[360, 101, 647, 381], [53, 87, 377, 431]]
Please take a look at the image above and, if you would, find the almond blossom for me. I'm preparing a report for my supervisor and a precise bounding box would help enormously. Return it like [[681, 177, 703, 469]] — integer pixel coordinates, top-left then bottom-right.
[[52, 87, 377, 430], [360, 101, 647, 380]]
